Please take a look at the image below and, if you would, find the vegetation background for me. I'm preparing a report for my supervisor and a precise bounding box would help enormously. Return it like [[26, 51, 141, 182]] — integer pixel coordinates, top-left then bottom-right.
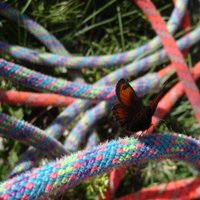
[[0, 0, 200, 199]]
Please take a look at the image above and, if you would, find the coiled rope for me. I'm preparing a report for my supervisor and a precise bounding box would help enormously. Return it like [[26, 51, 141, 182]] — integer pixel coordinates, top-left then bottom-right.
[[0, 1, 200, 199], [1, 133, 200, 199]]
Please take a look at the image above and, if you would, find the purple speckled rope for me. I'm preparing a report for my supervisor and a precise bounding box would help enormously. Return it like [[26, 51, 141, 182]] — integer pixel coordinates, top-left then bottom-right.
[[3, 0, 91, 179], [0, 2, 68, 55], [85, 130, 99, 150], [8, 99, 88, 177], [0, 27, 200, 100], [0, 112, 67, 158], [0, 0, 187, 68], [0, 2, 199, 199], [1, 133, 200, 199], [9, 26, 200, 177], [1, 0, 197, 181], [0, 58, 116, 101]]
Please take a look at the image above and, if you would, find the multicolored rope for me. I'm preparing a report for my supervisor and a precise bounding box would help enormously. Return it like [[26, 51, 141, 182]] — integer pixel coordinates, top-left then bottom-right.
[[8, 73, 158, 178], [153, 61, 200, 128], [1, 133, 200, 199], [0, 23, 200, 100], [106, 1, 195, 197], [9, 99, 90, 178], [63, 23, 200, 152], [0, 58, 115, 101], [64, 72, 161, 151], [5, 24, 200, 179], [0, 112, 68, 157], [0, 1, 188, 68], [0, 3, 68, 55], [5, 18, 199, 173], [0, 1, 200, 199], [85, 130, 99, 150], [106, 61, 200, 199], [135, 0, 200, 124]]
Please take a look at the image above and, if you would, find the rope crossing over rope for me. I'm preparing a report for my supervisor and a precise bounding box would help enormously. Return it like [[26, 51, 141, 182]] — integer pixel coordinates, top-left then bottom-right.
[[0, 1, 200, 199]]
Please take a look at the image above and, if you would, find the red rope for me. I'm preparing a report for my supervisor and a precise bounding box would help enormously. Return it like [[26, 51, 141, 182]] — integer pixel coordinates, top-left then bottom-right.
[[117, 177, 200, 200], [100, 62, 200, 199], [134, 0, 200, 124], [0, 90, 75, 106], [101, 1, 199, 199]]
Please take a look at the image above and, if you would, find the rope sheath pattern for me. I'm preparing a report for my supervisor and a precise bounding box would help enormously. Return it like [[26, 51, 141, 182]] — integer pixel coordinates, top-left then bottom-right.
[[0, 90, 74, 106], [107, 61, 200, 199], [0, 1, 188, 68], [0, 112, 67, 158], [106, 1, 200, 198], [0, 3, 68, 55], [0, 58, 115, 101], [153, 61, 200, 128], [0, 1, 200, 199], [64, 73, 161, 151], [1, 133, 200, 199], [8, 73, 160, 178], [118, 177, 200, 200], [0, 25, 200, 100], [9, 25, 200, 175], [135, 0, 200, 124]]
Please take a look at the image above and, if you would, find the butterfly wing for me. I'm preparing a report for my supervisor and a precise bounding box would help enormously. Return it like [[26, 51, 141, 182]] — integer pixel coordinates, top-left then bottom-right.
[[113, 79, 144, 130], [113, 79, 169, 132], [150, 81, 168, 114], [112, 103, 131, 128], [115, 79, 142, 110]]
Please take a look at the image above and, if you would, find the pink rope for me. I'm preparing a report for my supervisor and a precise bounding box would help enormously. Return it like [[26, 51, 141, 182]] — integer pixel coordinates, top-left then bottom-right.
[[134, 0, 200, 124]]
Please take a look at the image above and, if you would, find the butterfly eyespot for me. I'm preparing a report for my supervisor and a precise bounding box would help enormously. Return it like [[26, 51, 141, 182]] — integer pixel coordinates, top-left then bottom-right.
[[122, 85, 127, 90]]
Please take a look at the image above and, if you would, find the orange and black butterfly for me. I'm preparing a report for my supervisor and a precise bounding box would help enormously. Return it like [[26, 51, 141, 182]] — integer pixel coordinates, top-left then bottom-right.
[[112, 79, 167, 133]]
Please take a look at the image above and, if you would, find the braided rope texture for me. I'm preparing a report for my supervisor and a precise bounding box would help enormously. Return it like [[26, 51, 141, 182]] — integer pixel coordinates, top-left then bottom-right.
[[1, 134, 200, 199], [0, 0, 188, 68], [0, 112, 67, 158], [0, 1, 200, 199], [106, 62, 200, 199], [118, 177, 200, 200], [106, 1, 199, 198], [11, 17, 200, 174], [135, 0, 200, 124], [0, 90, 74, 106]]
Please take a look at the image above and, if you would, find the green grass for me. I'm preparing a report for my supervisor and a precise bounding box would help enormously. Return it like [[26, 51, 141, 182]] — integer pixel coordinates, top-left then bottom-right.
[[0, 0, 200, 199]]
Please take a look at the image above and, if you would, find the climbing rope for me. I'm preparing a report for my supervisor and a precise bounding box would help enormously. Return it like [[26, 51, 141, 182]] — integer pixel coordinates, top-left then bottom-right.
[[0, 1, 200, 199], [118, 176, 200, 200], [135, 0, 200, 124], [0, 0, 188, 68], [0, 90, 75, 106], [1, 133, 200, 199], [106, 0, 197, 198]]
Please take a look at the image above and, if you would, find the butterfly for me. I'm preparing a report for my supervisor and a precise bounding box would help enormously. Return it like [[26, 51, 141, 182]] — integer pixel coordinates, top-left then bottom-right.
[[112, 79, 167, 133]]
